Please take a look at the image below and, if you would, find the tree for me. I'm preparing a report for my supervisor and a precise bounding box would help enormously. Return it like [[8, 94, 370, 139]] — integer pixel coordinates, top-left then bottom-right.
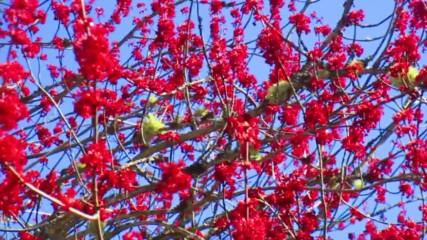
[[1, 0, 427, 239]]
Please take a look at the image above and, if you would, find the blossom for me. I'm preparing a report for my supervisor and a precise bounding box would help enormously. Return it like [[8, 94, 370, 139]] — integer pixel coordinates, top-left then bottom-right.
[[80, 141, 113, 171], [346, 10, 365, 25], [289, 13, 311, 34], [157, 161, 192, 194], [227, 114, 261, 150], [0, 90, 29, 131]]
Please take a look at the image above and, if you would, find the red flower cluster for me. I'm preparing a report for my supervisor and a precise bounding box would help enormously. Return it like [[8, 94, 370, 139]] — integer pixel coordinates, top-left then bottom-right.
[[214, 162, 238, 198], [52, 1, 71, 27], [35, 124, 59, 148], [111, 0, 132, 24], [408, 0, 427, 29], [73, 88, 131, 119], [314, 25, 331, 36], [0, 61, 29, 85], [80, 141, 113, 172], [346, 9, 365, 25], [4, 0, 46, 26], [73, 19, 122, 81], [1, 0, 427, 239], [0, 90, 29, 131], [289, 13, 311, 34], [227, 114, 261, 152], [0, 133, 28, 215], [157, 161, 192, 195], [386, 33, 420, 64], [229, 200, 286, 240]]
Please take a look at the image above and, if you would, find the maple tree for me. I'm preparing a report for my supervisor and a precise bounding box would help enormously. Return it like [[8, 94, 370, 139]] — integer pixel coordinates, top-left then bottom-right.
[[1, 0, 427, 239]]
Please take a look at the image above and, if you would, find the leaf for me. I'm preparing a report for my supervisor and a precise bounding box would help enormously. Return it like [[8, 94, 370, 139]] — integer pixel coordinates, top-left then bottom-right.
[[352, 179, 364, 189], [266, 81, 291, 104], [141, 113, 166, 144], [389, 66, 419, 88]]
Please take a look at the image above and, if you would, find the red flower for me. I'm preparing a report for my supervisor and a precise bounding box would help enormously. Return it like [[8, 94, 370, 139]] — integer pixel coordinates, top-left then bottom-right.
[[211, 0, 225, 14], [289, 13, 311, 34], [111, 0, 132, 24], [409, 0, 427, 29], [0, 61, 30, 84], [0, 90, 29, 132], [347, 43, 364, 57], [350, 207, 365, 222], [242, 0, 264, 14], [4, 0, 43, 26], [157, 161, 192, 194], [73, 88, 131, 119], [73, 20, 122, 81], [123, 231, 143, 240], [346, 10, 365, 25], [399, 182, 414, 197], [80, 141, 113, 170], [36, 124, 58, 148], [396, 8, 410, 33], [52, 1, 71, 26], [342, 126, 366, 159], [386, 33, 420, 63], [19, 232, 42, 240], [314, 25, 331, 36], [227, 114, 261, 151]]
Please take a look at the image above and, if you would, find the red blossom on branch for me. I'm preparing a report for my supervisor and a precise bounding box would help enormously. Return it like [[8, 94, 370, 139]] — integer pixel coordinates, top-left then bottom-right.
[[289, 12, 311, 35], [1, 1, 427, 239]]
